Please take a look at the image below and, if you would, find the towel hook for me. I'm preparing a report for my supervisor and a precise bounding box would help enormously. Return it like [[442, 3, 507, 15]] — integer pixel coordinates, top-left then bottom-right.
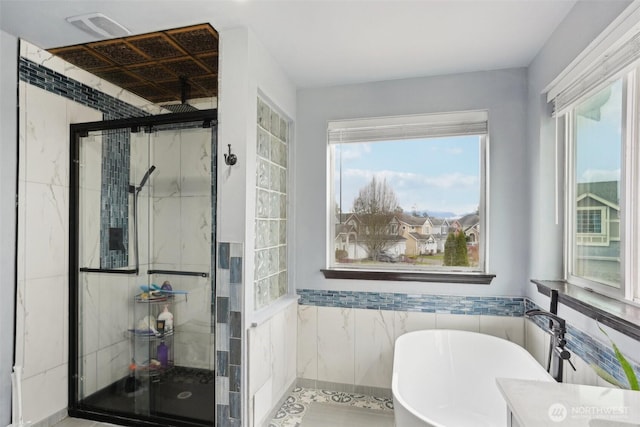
[[224, 144, 237, 166]]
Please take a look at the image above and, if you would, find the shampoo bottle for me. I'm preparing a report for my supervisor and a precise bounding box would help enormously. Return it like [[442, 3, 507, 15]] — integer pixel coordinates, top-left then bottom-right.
[[157, 341, 169, 368]]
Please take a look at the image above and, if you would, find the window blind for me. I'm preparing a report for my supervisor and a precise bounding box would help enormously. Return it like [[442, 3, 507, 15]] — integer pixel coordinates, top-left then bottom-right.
[[547, 2, 640, 117], [327, 110, 488, 144]]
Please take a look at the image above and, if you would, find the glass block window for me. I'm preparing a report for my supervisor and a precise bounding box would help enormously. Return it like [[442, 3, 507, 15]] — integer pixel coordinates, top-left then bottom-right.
[[254, 97, 289, 309]]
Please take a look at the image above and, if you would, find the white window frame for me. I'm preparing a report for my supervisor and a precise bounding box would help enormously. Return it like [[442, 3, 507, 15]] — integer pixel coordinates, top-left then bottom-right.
[[326, 110, 490, 277], [562, 70, 640, 302], [546, 1, 640, 303]]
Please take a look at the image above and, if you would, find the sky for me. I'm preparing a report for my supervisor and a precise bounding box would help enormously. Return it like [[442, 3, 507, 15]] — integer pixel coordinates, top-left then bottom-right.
[[575, 79, 622, 186], [332, 78, 622, 219], [333, 135, 481, 217]]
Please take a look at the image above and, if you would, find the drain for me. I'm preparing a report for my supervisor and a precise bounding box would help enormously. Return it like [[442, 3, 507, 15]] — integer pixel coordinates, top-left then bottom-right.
[[177, 391, 192, 399]]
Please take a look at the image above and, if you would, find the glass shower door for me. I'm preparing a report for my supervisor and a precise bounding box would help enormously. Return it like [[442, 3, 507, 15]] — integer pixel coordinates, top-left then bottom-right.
[[71, 113, 216, 427]]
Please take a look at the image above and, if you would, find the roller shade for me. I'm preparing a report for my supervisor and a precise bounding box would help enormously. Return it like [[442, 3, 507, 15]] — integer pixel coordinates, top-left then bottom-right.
[[328, 110, 488, 144], [546, 2, 640, 117], [552, 31, 640, 117]]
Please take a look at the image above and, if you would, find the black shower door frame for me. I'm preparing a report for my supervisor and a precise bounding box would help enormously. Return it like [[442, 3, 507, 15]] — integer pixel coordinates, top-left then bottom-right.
[[68, 109, 217, 427]]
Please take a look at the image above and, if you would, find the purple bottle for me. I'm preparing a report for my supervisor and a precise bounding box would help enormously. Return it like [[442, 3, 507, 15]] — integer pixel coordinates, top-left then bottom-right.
[[157, 341, 169, 368]]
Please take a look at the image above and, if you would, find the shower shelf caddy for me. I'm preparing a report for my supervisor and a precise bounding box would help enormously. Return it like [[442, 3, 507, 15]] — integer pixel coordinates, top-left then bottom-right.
[[127, 293, 184, 377]]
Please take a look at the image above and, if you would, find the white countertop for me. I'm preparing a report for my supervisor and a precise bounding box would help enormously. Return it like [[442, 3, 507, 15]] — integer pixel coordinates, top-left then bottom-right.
[[496, 378, 640, 427]]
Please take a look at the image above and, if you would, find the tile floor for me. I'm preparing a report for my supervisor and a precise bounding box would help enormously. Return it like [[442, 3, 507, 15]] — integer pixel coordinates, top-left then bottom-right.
[[269, 387, 394, 427], [52, 387, 395, 427]]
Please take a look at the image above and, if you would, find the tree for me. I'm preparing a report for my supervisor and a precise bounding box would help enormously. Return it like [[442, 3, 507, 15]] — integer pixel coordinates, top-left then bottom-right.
[[352, 176, 399, 261], [443, 230, 469, 267], [455, 230, 470, 266], [443, 232, 457, 266]]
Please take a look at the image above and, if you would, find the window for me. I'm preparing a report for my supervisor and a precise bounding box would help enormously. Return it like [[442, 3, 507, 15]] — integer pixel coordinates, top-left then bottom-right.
[[576, 208, 603, 234], [327, 111, 489, 278], [563, 73, 639, 300]]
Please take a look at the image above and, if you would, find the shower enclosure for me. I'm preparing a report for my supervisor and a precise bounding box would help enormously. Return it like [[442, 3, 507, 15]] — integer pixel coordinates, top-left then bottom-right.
[[69, 110, 217, 427]]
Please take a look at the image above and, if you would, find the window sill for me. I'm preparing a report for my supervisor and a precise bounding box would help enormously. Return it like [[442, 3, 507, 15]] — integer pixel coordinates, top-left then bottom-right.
[[532, 279, 640, 340], [321, 268, 495, 284]]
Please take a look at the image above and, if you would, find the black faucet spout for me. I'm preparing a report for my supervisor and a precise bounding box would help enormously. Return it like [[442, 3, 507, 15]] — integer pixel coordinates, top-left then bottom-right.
[[525, 309, 566, 333]]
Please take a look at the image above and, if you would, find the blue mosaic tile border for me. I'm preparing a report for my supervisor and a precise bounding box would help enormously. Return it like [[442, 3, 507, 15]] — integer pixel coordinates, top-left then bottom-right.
[[217, 242, 243, 427], [297, 289, 525, 316], [525, 300, 640, 388]]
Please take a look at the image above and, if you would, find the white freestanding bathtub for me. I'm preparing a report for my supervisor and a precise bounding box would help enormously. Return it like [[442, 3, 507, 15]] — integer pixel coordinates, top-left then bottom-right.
[[392, 329, 553, 427]]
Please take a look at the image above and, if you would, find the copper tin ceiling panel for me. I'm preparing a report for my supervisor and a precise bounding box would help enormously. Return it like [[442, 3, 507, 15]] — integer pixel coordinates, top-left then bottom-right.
[[48, 23, 218, 104]]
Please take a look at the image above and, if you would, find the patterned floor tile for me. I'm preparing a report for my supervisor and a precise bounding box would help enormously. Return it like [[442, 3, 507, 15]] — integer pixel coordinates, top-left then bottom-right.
[[269, 387, 394, 427]]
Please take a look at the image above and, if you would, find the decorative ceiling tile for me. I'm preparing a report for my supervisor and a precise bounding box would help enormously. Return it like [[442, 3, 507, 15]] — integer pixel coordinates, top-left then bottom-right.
[[51, 46, 114, 70], [163, 59, 209, 78], [167, 26, 218, 54], [90, 41, 148, 65], [127, 64, 176, 82], [197, 54, 219, 74], [128, 35, 185, 59], [48, 23, 218, 104]]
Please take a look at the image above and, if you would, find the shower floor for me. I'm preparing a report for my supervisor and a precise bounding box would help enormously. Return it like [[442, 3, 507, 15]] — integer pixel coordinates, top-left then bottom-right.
[[81, 366, 215, 425]]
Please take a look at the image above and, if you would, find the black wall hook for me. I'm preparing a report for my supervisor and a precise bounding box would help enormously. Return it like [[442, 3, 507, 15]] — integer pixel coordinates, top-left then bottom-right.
[[224, 144, 237, 166]]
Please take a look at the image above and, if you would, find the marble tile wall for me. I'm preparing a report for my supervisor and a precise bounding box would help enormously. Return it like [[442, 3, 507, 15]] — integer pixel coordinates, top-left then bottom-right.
[[296, 290, 639, 394], [248, 300, 297, 427], [16, 81, 102, 423], [17, 39, 217, 424], [152, 125, 214, 369], [297, 302, 525, 392], [217, 242, 244, 427], [254, 97, 289, 309], [19, 56, 150, 270]]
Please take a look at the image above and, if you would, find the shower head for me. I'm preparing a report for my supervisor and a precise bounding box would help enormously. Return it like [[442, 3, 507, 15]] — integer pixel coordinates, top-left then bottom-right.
[[138, 165, 156, 192]]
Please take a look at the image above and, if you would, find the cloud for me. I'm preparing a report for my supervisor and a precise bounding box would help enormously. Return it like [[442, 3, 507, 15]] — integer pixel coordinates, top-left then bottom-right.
[[343, 168, 478, 189], [579, 168, 620, 183], [339, 143, 371, 161], [446, 147, 464, 155]]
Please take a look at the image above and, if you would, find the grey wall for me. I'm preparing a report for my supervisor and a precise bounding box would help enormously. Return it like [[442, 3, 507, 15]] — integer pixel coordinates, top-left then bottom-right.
[[0, 29, 18, 425], [295, 68, 528, 296], [526, 0, 632, 282], [525, 0, 640, 357]]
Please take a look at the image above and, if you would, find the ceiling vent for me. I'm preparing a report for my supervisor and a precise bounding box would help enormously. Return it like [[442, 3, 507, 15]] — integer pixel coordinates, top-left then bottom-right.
[[66, 13, 131, 39]]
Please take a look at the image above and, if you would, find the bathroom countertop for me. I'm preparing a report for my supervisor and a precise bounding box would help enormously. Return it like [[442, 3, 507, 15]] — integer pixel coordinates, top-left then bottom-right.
[[496, 378, 640, 427]]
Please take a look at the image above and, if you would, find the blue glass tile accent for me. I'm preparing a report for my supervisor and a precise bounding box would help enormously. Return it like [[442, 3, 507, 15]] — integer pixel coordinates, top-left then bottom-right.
[[217, 297, 229, 324], [216, 241, 243, 426], [217, 351, 229, 377], [99, 128, 130, 268], [217, 405, 230, 427], [230, 392, 241, 419], [230, 311, 241, 338], [230, 338, 241, 365], [218, 243, 230, 269], [296, 289, 524, 317], [230, 257, 242, 283], [526, 300, 639, 388], [230, 365, 241, 393]]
